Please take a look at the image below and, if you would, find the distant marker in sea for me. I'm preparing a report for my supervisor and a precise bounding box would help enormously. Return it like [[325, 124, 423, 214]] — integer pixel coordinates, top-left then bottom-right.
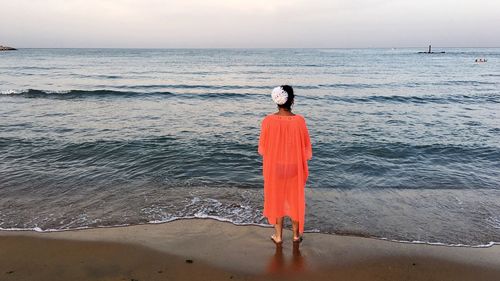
[[417, 45, 445, 54]]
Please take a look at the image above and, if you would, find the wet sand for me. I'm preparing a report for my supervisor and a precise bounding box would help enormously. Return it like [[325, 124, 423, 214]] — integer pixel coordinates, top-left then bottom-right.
[[1, 218, 499, 281]]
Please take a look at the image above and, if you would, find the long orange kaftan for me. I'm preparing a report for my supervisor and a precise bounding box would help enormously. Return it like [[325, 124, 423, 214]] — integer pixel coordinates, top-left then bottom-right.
[[258, 114, 312, 234]]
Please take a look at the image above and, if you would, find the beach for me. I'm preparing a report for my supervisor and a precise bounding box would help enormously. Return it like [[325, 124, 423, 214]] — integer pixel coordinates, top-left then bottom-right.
[[1, 218, 499, 281]]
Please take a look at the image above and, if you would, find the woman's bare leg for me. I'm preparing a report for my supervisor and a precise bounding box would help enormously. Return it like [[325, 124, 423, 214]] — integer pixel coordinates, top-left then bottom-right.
[[272, 217, 284, 242], [292, 220, 300, 240]]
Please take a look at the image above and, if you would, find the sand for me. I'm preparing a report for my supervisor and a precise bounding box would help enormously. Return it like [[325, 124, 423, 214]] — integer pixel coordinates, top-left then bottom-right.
[[1, 218, 499, 281]]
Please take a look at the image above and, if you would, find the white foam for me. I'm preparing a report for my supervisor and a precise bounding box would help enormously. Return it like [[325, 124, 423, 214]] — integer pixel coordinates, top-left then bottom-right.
[[0, 223, 130, 233], [375, 237, 497, 248], [0, 89, 72, 95], [33, 227, 43, 232], [0, 89, 22, 95], [486, 216, 500, 229], [148, 215, 271, 228]]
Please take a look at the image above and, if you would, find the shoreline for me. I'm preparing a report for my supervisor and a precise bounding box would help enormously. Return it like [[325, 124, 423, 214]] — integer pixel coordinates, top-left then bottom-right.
[[1, 218, 500, 280], [1, 217, 498, 248]]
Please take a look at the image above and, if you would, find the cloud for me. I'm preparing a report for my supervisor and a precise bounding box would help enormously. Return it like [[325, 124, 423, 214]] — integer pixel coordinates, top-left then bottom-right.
[[0, 0, 499, 47]]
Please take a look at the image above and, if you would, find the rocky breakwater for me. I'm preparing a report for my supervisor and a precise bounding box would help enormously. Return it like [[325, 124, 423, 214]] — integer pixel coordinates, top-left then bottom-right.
[[0, 45, 17, 51]]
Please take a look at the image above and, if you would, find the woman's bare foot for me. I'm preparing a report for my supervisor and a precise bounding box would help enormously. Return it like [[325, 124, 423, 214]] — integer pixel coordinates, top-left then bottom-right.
[[271, 234, 283, 244], [291, 220, 301, 243]]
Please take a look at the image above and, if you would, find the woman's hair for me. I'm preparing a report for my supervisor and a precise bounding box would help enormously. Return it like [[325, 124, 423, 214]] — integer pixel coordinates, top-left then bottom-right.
[[278, 85, 294, 111]]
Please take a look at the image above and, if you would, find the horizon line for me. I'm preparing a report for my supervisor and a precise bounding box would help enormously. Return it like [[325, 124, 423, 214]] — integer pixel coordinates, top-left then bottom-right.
[[5, 46, 500, 49]]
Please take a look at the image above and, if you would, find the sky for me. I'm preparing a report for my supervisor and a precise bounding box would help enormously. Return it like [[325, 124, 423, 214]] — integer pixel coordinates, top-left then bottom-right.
[[1, 0, 499, 48]]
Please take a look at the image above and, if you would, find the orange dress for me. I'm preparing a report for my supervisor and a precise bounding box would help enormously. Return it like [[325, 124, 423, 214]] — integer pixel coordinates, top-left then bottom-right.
[[258, 114, 312, 234]]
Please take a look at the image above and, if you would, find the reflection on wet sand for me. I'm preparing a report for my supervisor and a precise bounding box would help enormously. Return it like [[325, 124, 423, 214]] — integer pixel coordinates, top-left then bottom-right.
[[266, 242, 306, 275]]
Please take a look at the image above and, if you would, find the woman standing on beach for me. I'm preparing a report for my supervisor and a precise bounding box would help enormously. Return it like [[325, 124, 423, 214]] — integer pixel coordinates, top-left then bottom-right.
[[258, 85, 312, 244]]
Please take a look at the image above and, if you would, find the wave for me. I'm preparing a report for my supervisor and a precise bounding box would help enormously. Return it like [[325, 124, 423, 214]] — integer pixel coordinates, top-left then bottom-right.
[[322, 93, 500, 104], [441, 80, 498, 86], [1, 136, 499, 190], [2, 89, 499, 104], [0, 89, 172, 97], [0, 89, 253, 100], [319, 80, 499, 89], [121, 84, 273, 90]]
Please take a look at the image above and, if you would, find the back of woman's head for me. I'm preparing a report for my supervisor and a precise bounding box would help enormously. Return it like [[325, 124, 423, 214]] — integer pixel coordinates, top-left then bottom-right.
[[279, 85, 294, 111]]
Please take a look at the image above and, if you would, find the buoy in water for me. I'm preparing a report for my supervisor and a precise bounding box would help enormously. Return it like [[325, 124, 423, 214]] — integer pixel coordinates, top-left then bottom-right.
[[417, 45, 445, 54]]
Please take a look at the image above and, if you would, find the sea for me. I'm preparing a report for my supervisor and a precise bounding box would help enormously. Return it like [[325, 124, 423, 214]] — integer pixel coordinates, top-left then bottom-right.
[[1, 48, 499, 247]]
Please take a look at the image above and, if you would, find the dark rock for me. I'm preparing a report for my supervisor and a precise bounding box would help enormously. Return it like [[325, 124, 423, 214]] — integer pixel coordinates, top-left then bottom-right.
[[0, 45, 17, 51], [185, 259, 193, 263]]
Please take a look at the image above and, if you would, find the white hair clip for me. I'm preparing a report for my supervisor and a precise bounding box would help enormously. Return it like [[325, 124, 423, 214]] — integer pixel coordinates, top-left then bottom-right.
[[271, 86, 288, 105]]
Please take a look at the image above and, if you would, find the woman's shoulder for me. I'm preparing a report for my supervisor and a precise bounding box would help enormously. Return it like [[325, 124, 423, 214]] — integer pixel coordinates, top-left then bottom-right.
[[292, 114, 306, 123], [295, 115, 308, 126], [262, 113, 306, 124], [264, 113, 306, 118], [294, 114, 305, 120]]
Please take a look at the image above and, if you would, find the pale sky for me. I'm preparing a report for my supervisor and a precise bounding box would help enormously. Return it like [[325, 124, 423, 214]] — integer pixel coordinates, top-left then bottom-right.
[[1, 0, 499, 48]]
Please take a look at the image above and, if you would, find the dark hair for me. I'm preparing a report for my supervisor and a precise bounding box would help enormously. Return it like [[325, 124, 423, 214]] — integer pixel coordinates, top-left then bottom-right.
[[278, 85, 294, 111]]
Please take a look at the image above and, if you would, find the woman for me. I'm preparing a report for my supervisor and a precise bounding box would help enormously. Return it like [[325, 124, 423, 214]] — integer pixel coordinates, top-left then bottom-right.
[[258, 85, 312, 244]]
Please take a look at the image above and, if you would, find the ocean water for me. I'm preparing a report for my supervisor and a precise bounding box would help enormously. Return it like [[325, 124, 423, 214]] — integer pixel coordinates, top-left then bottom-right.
[[0, 48, 499, 246]]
